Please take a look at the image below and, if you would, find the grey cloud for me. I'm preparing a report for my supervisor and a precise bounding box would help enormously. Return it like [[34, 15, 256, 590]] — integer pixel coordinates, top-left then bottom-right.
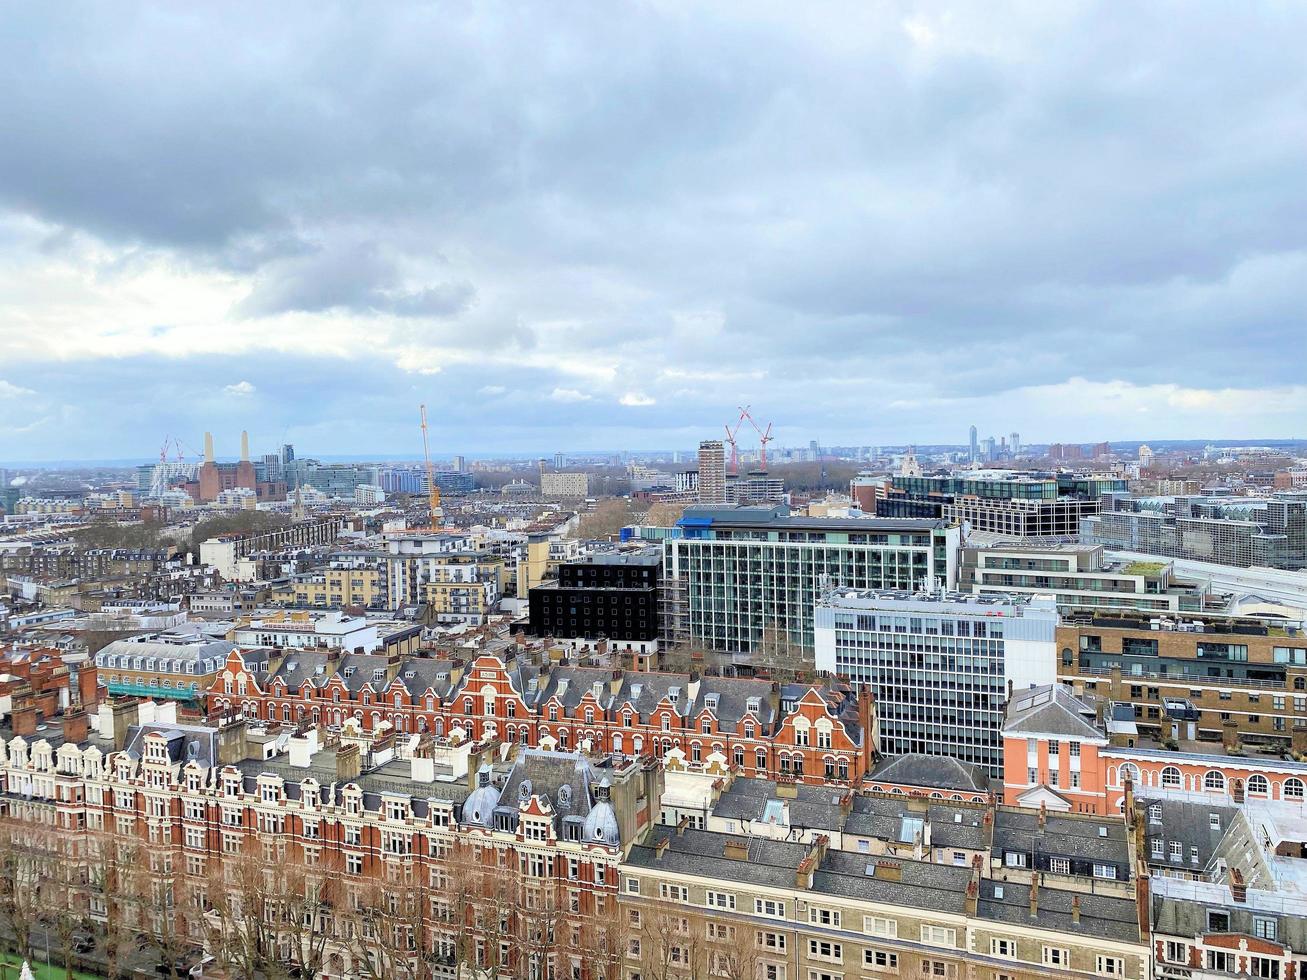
[[235, 241, 475, 319], [2, 2, 1307, 455]]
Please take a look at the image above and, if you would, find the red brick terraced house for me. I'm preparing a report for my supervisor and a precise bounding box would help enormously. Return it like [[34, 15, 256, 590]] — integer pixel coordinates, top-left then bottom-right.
[[206, 649, 876, 786]]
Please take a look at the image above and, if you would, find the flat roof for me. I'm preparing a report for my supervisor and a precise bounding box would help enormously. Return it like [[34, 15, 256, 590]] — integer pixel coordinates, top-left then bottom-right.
[[681, 505, 947, 531]]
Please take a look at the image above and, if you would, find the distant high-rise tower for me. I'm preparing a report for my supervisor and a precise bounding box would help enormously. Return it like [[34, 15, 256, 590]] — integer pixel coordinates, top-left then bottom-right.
[[698, 440, 726, 504], [554, 452, 565, 470], [1010, 432, 1021, 457], [969, 425, 978, 464], [280, 443, 295, 465], [453, 455, 465, 473]]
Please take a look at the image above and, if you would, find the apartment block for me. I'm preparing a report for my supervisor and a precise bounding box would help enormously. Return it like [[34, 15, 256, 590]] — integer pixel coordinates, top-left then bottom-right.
[[528, 550, 661, 653], [1057, 614, 1307, 750], [208, 650, 876, 787], [541, 471, 590, 498], [663, 506, 960, 653]]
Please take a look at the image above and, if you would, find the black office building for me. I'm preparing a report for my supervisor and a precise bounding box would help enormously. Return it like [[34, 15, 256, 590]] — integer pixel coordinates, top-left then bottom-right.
[[528, 550, 660, 644]]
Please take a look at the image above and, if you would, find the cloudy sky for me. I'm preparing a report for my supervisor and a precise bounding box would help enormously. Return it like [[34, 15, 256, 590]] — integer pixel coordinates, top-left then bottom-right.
[[1, 2, 1305, 462]]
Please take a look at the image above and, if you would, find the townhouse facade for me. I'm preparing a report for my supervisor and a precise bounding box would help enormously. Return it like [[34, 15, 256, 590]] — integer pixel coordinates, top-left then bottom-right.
[[207, 649, 876, 787]]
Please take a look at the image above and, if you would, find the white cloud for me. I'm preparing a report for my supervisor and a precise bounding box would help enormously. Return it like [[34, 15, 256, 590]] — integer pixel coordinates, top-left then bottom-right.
[[222, 380, 256, 396], [550, 387, 592, 403], [478, 385, 507, 396], [0, 380, 34, 398], [620, 392, 656, 407]]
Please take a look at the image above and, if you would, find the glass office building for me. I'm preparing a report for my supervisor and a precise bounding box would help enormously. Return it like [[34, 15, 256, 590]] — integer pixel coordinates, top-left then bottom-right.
[[662, 506, 961, 654], [814, 589, 1058, 777]]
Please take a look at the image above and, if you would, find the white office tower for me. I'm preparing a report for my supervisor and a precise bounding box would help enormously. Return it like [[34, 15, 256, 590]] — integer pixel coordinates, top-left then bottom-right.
[[815, 589, 1058, 777]]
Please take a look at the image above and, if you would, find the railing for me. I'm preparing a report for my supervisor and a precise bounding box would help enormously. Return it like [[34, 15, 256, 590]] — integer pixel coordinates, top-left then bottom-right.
[[1064, 666, 1291, 690]]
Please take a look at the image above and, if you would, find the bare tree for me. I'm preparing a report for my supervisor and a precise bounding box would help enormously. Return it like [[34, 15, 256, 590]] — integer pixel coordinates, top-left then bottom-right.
[[202, 842, 295, 980], [639, 906, 704, 980], [278, 845, 343, 980], [706, 919, 761, 980], [751, 620, 813, 682], [0, 818, 54, 964]]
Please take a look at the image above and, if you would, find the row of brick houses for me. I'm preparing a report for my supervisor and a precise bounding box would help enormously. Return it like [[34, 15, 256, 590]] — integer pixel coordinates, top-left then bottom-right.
[[0, 701, 1154, 980], [206, 648, 877, 787]]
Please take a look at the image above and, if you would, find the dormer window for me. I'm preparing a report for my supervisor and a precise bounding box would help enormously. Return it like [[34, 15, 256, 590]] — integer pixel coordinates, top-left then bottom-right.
[[464, 698, 473, 715], [425, 696, 435, 710], [700, 719, 711, 734], [550, 706, 559, 721], [585, 708, 594, 724], [745, 725, 755, 740]]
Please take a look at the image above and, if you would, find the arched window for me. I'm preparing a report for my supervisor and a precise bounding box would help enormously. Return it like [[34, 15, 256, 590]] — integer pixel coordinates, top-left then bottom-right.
[[1296, 676, 1306, 691], [1285, 778, 1305, 800], [1118, 762, 1140, 787], [1161, 766, 1182, 788], [613, 734, 623, 754], [1203, 771, 1226, 792], [755, 749, 766, 771], [1248, 774, 1269, 796]]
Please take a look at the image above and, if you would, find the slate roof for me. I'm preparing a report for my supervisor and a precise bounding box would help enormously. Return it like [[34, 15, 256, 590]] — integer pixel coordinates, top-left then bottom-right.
[[122, 723, 220, 767], [992, 809, 1132, 871], [844, 796, 990, 851], [335, 654, 395, 692], [868, 754, 991, 793], [1003, 684, 1103, 740], [978, 878, 1140, 942], [713, 778, 850, 830], [268, 650, 332, 691], [1139, 795, 1238, 873]]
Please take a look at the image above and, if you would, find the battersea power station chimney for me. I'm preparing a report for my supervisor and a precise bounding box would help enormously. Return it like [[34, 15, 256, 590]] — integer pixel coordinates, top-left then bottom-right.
[[235, 430, 257, 492]]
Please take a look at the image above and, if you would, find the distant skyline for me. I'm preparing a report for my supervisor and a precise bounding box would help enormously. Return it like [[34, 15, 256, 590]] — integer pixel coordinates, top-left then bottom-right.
[[8, 436, 1307, 471], [2, 3, 1306, 459]]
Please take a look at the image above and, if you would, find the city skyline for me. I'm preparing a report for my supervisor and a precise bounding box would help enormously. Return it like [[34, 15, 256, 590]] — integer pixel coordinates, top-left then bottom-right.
[[2, 3, 1306, 458]]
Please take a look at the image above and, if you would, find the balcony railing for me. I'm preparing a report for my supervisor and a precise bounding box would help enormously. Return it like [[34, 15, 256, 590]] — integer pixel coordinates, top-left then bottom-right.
[[1063, 666, 1291, 691]]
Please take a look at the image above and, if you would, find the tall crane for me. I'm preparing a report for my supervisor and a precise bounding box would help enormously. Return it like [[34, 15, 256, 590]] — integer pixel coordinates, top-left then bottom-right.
[[742, 408, 775, 472], [419, 404, 442, 528], [724, 405, 750, 475]]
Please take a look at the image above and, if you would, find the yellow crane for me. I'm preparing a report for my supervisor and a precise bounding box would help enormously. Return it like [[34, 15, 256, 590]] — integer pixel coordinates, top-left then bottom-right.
[[419, 404, 442, 528]]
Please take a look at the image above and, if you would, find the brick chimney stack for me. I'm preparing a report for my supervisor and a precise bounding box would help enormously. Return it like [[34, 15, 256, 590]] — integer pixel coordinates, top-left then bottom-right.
[[62, 710, 89, 745]]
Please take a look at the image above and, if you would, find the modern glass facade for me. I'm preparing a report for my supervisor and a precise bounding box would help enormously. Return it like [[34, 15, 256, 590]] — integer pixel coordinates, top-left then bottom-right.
[[815, 591, 1058, 777], [663, 507, 960, 654], [1082, 493, 1307, 570]]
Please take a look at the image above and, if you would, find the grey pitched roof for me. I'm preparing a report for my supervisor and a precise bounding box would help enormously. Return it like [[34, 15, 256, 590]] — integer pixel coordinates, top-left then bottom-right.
[[992, 809, 1132, 871], [1139, 795, 1238, 873], [713, 778, 851, 830], [978, 878, 1140, 942], [869, 754, 991, 793], [269, 650, 332, 691], [122, 723, 219, 767], [336, 653, 393, 692], [1003, 684, 1103, 740], [844, 796, 990, 851]]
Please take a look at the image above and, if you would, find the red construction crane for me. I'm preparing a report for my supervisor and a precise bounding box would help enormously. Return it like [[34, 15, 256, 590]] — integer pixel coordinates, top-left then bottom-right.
[[724, 405, 750, 475], [742, 408, 775, 472]]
